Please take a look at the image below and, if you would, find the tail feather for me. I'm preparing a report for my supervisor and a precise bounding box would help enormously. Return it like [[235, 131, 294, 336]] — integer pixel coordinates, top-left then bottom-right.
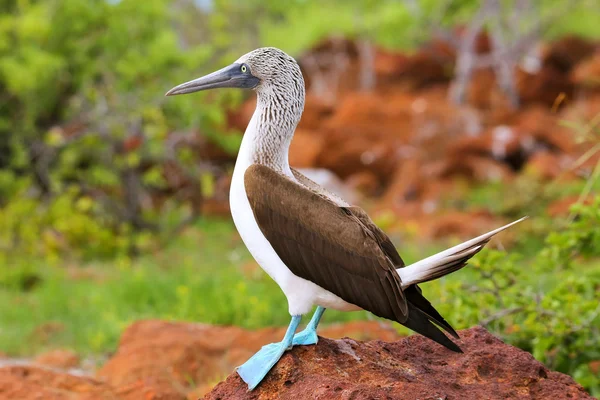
[[404, 285, 459, 339], [398, 217, 527, 288], [403, 303, 463, 353], [396, 217, 527, 352]]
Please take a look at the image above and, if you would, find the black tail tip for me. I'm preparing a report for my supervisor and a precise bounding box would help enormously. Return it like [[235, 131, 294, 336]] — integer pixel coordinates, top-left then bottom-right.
[[445, 340, 463, 353]]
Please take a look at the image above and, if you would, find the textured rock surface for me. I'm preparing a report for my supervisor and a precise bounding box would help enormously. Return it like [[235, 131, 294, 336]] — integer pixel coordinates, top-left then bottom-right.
[[97, 320, 401, 399], [34, 349, 80, 369], [205, 326, 593, 400], [0, 366, 119, 400], [0, 324, 593, 399], [0, 320, 400, 400]]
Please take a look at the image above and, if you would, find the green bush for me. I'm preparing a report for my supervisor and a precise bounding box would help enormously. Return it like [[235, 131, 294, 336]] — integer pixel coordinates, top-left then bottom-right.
[[0, 2, 599, 394], [416, 196, 600, 396], [1, 0, 599, 262], [0, 0, 244, 261]]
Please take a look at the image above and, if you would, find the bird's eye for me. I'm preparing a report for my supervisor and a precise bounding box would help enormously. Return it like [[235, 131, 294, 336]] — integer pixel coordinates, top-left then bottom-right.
[[241, 65, 247, 73]]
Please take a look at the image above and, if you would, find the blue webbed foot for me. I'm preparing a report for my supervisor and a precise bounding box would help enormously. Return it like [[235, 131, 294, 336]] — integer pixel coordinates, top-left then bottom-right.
[[237, 315, 302, 390], [292, 327, 318, 346], [237, 340, 290, 390], [292, 306, 325, 346]]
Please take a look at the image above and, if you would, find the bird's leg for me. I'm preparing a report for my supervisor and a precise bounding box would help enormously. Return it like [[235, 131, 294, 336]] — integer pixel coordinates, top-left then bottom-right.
[[292, 306, 326, 346], [237, 315, 301, 391]]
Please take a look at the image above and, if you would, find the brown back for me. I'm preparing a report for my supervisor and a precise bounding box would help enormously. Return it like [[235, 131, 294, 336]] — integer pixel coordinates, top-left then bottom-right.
[[244, 164, 408, 323]]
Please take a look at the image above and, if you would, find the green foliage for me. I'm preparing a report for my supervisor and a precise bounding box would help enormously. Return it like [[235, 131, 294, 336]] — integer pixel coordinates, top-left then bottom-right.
[[0, 218, 369, 355], [0, 184, 139, 264], [1, 0, 599, 261], [1, 0, 600, 395], [543, 0, 600, 39], [542, 200, 600, 267], [0, 0, 243, 261], [408, 197, 600, 397], [1, 199, 599, 394]]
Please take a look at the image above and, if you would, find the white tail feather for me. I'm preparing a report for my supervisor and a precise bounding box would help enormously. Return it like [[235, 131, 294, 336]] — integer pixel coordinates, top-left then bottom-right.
[[398, 216, 528, 288]]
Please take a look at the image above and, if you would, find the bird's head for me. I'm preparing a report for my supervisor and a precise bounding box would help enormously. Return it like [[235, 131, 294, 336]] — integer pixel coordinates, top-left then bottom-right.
[[166, 47, 303, 97]]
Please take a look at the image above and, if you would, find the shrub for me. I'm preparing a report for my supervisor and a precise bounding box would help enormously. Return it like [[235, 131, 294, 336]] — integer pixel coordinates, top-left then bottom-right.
[[0, 0, 242, 261], [424, 196, 600, 396]]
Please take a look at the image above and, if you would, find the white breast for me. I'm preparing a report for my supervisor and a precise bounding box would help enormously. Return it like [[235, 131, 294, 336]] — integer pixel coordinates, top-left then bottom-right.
[[229, 114, 359, 316]]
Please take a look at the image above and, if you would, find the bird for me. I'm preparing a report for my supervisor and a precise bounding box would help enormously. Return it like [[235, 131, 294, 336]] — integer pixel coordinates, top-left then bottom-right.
[[166, 47, 526, 391]]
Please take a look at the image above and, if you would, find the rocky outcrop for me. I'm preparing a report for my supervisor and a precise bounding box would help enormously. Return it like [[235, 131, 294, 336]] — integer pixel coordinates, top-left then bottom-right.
[[0, 320, 400, 400], [205, 326, 593, 400], [97, 320, 400, 399], [185, 35, 600, 237], [0, 366, 119, 400], [0, 324, 592, 400], [34, 349, 81, 370]]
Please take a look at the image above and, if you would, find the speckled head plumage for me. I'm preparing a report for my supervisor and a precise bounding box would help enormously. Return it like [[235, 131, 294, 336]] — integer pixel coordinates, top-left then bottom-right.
[[166, 47, 306, 170], [235, 48, 306, 168], [235, 47, 304, 97], [166, 47, 305, 107]]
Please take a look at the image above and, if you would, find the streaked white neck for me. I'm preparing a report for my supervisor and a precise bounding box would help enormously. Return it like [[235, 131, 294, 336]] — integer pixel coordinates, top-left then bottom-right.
[[236, 81, 305, 176], [229, 85, 304, 288]]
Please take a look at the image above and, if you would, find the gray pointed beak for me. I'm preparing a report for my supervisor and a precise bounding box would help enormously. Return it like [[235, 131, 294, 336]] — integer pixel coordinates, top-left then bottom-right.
[[166, 63, 260, 96]]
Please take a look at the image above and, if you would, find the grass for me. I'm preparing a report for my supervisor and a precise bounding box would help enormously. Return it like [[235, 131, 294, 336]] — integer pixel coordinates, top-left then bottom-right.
[[0, 212, 580, 356], [1, 198, 598, 396], [0, 214, 471, 357], [0, 217, 444, 356]]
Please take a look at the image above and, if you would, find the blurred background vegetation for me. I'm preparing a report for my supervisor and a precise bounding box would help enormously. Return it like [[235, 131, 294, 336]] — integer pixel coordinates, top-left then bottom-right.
[[0, 0, 599, 396]]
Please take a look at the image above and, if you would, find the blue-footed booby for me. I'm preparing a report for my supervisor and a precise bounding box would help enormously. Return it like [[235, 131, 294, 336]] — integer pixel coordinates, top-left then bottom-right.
[[166, 47, 526, 391]]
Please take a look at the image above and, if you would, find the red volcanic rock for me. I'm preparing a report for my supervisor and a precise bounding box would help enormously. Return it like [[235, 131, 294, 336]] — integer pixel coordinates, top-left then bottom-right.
[[381, 158, 423, 206], [97, 321, 258, 398], [34, 349, 80, 370], [451, 28, 492, 55], [517, 66, 574, 108], [317, 321, 400, 343], [0, 366, 120, 400], [572, 51, 600, 89], [298, 37, 363, 95], [547, 195, 595, 217], [524, 150, 576, 181], [297, 95, 335, 130], [426, 154, 515, 183], [316, 93, 413, 185], [385, 49, 453, 89], [519, 36, 597, 107], [205, 326, 592, 400], [289, 129, 325, 168], [466, 68, 498, 109], [516, 106, 575, 154], [543, 36, 596, 74], [451, 125, 521, 154], [97, 320, 401, 399], [423, 211, 507, 240], [227, 97, 257, 132], [345, 171, 382, 196], [372, 49, 410, 84]]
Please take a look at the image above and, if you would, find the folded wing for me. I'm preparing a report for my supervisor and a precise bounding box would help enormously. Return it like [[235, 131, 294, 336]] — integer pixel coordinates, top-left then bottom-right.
[[244, 164, 409, 323]]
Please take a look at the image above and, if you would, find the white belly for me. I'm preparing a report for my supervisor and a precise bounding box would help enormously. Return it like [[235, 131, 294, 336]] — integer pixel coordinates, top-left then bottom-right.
[[229, 156, 359, 316]]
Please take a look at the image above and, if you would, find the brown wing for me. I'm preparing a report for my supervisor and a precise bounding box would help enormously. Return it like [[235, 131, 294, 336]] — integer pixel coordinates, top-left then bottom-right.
[[342, 206, 406, 267], [244, 164, 408, 323], [343, 205, 461, 348]]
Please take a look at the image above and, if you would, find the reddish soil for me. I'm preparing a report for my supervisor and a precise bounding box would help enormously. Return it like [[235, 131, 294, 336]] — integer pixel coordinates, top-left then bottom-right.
[[206, 326, 593, 400], [0, 320, 402, 400], [220, 35, 600, 238], [0, 323, 592, 400]]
